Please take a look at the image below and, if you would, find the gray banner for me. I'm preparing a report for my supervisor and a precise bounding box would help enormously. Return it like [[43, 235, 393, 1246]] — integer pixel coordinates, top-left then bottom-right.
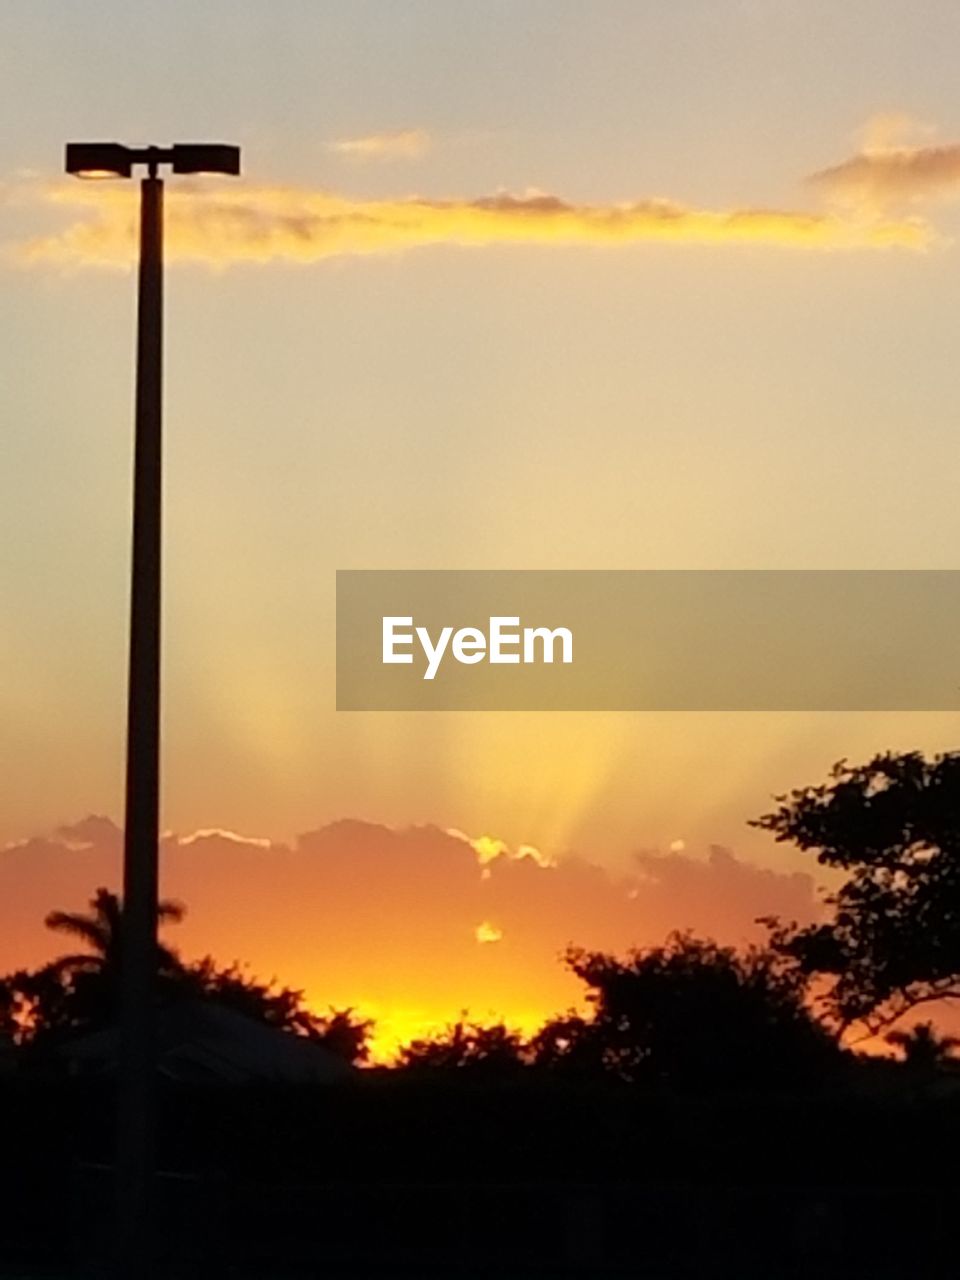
[[336, 570, 960, 711]]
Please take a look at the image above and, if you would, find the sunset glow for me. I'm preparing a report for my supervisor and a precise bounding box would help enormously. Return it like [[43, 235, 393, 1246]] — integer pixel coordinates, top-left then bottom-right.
[[5, 1, 960, 1055], [5, 10, 960, 1276]]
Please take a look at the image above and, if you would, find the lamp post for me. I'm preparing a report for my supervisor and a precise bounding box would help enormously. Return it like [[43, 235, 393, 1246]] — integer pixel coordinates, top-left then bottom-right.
[[65, 142, 240, 1277]]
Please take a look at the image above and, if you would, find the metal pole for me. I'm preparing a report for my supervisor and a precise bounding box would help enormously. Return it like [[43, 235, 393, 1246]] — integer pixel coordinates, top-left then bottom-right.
[[116, 170, 163, 1279]]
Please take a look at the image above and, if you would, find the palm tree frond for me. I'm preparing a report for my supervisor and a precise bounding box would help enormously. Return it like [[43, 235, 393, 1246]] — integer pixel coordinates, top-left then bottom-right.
[[44, 886, 185, 967], [157, 899, 186, 925], [43, 911, 111, 954]]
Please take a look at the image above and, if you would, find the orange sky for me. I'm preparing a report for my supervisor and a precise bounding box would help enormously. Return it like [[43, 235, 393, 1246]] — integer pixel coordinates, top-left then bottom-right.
[[0, 815, 822, 1056]]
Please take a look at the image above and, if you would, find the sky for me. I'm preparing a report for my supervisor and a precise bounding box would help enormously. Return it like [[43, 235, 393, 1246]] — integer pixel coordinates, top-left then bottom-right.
[[4, 1, 960, 1048]]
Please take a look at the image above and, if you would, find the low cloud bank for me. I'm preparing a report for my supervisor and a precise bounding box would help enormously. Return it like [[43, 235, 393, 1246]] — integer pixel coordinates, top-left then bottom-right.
[[0, 816, 820, 1046], [10, 179, 929, 270]]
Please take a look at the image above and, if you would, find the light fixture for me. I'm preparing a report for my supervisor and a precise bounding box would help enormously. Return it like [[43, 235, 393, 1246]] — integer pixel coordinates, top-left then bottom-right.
[[65, 140, 241, 179]]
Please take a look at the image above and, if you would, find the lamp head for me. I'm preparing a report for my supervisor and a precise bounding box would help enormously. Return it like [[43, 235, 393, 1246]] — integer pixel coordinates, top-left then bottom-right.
[[65, 142, 132, 179], [172, 144, 241, 176], [65, 142, 241, 179]]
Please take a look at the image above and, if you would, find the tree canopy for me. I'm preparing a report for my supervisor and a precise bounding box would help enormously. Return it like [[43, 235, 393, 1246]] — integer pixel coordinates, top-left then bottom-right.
[[564, 932, 838, 1089], [753, 750, 960, 1033], [0, 887, 371, 1065], [396, 1019, 527, 1076]]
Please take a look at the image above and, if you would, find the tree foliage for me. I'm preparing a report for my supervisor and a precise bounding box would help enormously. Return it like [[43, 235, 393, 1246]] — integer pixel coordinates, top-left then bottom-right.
[[886, 1021, 960, 1072], [526, 1012, 606, 1077], [4, 888, 186, 1044], [753, 751, 960, 1033], [564, 932, 837, 1089], [1, 887, 371, 1065], [396, 1019, 527, 1076], [44, 886, 184, 976], [178, 956, 372, 1063]]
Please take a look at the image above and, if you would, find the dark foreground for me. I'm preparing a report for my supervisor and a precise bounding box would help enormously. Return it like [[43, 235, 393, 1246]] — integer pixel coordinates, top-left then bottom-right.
[[1, 1074, 957, 1278]]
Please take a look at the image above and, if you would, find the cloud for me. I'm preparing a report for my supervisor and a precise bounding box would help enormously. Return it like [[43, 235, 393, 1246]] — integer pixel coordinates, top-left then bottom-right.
[[178, 826, 273, 849], [809, 117, 960, 211], [328, 129, 431, 161], [449, 828, 554, 868], [475, 920, 504, 944], [9, 178, 931, 270], [0, 815, 821, 1053]]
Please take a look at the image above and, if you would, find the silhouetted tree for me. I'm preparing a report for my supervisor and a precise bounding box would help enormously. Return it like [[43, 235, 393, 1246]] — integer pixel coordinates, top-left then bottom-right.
[[179, 956, 372, 1064], [397, 1019, 527, 1076], [526, 1012, 606, 1077], [565, 932, 838, 1090], [0, 975, 17, 1041], [44, 886, 184, 977], [6, 887, 185, 1042], [2, 890, 372, 1063], [312, 1007, 373, 1064], [4, 964, 85, 1044], [886, 1021, 960, 1071], [753, 751, 960, 1034]]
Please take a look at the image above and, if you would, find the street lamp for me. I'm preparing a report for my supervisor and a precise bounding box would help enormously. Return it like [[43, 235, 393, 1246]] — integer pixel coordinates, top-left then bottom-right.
[[65, 141, 240, 1278]]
